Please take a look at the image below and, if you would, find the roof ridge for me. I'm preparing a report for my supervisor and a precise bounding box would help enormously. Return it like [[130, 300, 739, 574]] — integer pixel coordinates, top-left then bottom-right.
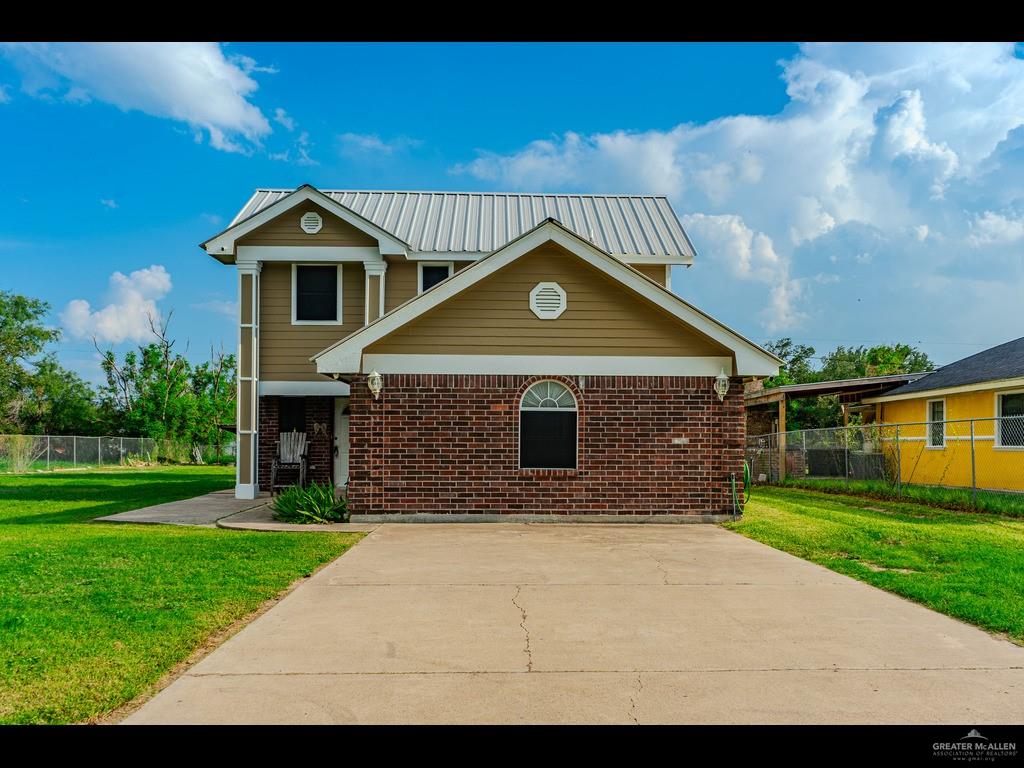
[[252, 188, 672, 199]]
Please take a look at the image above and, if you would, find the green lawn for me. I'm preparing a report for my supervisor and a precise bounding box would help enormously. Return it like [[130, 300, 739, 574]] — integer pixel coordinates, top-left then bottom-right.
[[0, 466, 362, 724], [727, 486, 1024, 644], [778, 476, 1024, 517]]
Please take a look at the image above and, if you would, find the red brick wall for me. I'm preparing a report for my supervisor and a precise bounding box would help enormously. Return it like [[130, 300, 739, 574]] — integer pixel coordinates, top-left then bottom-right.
[[347, 374, 745, 516], [258, 395, 333, 488]]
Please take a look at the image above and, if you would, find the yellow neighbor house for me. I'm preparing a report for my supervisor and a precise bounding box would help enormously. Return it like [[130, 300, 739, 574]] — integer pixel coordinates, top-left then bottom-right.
[[864, 336, 1024, 492]]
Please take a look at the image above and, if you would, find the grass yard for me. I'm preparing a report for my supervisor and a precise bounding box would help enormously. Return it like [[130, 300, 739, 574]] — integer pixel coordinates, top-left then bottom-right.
[[727, 486, 1024, 644], [0, 466, 362, 724], [778, 476, 1024, 517]]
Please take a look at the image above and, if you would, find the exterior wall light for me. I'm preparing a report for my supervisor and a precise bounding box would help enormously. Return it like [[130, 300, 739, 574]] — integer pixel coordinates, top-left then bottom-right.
[[714, 368, 730, 402], [367, 370, 384, 400]]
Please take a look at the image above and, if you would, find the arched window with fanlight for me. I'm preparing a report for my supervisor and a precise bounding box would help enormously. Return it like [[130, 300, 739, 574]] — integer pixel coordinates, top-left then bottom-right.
[[519, 380, 578, 469]]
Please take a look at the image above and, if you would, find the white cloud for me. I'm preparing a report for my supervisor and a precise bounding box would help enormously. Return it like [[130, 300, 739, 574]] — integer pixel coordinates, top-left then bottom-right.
[[191, 299, 238, 317], [200, 212, 223, 226], [61, 265, 172, 344], [681, 213, 805, 332], [273, 107, 295, 131], [99, 198, 118, 209], [450, 43, 1024, 343], [339, 132, 422, 158], [0, 84, 10, 103], [271, 130, 318, 166], [2, 42, 273, 153], [968, 210, 1024, 246]]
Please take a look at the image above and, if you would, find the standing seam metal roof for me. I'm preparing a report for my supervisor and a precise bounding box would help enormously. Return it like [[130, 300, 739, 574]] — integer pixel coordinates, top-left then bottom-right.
[[230, 189, 696, 259]]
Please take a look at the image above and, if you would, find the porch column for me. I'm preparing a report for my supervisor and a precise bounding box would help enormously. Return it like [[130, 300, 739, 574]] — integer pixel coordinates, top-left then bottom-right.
[[364, 261, 387, 325], [236, 262, 261, 499]]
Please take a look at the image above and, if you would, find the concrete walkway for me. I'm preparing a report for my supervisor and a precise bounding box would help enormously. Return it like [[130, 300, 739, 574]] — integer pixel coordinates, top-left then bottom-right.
[[125, 524, 1024, 724], [95, 489, 268, 527]]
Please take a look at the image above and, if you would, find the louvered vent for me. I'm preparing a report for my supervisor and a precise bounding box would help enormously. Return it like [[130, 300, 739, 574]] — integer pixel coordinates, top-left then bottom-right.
[[300, 211, 323, 234], [529, 282, 567, 319]]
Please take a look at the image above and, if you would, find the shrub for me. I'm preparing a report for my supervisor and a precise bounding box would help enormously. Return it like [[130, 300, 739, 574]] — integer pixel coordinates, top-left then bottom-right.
[[272, 482, 348, 524]]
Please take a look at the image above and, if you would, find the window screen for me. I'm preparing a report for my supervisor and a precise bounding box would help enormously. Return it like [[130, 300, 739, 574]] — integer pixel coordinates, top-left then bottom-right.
[[520, 381, 577, 469], [420, 265, 451, 292], [999, 393, 1024, 447], [295, 265, 338, 322]]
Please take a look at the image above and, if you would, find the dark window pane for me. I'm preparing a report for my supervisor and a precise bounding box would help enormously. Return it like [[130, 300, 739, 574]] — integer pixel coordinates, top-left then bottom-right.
[[279, 397, 305, 433], [520, 411, 577, 469], [421, 265, 450, 292], [1001, 394, 1024, 446], [296, 265, 338, 321]]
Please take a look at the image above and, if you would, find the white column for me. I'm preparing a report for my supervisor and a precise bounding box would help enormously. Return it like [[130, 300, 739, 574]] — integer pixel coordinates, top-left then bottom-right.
[[363, 260, 388, 325], [236, 262, 261, 499]]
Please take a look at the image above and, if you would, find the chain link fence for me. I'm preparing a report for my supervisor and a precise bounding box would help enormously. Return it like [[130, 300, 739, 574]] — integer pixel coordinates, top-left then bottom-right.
[[0, 434, 237, 473], [747, 416, 1024, 510]]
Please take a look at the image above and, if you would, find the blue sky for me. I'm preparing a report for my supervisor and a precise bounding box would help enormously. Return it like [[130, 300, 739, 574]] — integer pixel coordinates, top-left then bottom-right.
[[2, 42, 1023, 380]]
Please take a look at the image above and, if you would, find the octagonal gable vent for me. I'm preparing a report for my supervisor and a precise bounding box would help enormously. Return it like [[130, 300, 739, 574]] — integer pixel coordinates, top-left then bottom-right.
[[300, 211, 323, 234], [529, 282, 567, 319]]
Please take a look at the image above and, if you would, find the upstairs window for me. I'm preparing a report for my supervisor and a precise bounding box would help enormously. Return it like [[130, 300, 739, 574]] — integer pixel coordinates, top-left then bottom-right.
[[998, 392, 1024, 447], [520, 380, 577, 469], [927, 399, 945, 448], [293, 264, 342, 323], [419, 262, 453, 293]]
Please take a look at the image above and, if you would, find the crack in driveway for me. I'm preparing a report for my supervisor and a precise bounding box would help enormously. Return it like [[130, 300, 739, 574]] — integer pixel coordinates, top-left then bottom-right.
[[512, 585, 533, 672], [628, 671, 643, 724]]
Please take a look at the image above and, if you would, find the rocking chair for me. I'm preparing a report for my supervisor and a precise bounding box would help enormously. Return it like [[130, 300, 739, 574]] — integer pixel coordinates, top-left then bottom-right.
[[270, 431, 309, 494]]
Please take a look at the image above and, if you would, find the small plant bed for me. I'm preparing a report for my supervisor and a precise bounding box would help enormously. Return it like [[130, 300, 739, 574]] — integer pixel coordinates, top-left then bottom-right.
[[727, 486, 1024, 644], [775, 476, 1024, 517], [273, 481, 349, 524]]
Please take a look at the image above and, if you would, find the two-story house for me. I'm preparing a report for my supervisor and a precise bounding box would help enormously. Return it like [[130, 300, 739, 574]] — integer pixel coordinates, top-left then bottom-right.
[[202, 185, 779, 520]]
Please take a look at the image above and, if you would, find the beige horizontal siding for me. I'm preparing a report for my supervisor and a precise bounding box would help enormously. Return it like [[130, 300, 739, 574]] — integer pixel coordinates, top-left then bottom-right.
[[259, 262, 364, 380], [239, 202, 378, 247], [367, 244, 727, 357], [633, 264, 668, 286], [384, 258, 417, 313]]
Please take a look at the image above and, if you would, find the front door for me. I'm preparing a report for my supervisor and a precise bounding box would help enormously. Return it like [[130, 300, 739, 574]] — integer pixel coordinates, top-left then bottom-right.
[[333, 397, 350, 487]]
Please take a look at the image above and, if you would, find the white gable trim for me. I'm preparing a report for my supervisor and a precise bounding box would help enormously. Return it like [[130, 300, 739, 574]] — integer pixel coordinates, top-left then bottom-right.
[[203, 185, 408, 258], [313, 221, 780, 377], [362, 354, 734, 376]]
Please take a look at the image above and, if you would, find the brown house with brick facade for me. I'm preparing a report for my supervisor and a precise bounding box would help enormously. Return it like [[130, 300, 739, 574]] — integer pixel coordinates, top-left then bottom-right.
[[202, 184, 780, 520]]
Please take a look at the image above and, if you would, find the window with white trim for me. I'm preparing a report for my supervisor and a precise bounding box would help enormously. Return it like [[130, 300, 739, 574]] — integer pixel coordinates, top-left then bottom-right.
[[997, 392, 1024, 447], [293, 264, 342, 324], [927, 399, 945, 448], [519, 380, 577, 469], [418, 262, 453, 293]]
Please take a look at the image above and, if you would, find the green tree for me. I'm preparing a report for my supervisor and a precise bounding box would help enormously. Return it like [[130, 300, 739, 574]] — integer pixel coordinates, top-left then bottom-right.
[[0, 291, 63, 432], [762, 338, 817, 387], [97, 314, 235, 458], [18, 356, 100, 435]]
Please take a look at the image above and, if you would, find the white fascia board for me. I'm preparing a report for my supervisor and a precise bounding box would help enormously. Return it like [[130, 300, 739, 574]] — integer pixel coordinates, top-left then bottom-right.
[[258, 380, 351, 396], [236, 246, 381, 264], [863, 377, 1024, 404], [314, 222, 779, 377], [361, 354, 734, 377], [204, 186, 408, 258]]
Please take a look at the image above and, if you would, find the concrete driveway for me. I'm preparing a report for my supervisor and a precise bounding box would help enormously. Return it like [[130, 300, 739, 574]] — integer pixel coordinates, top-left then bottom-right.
[[126, 524, 1024, 724]]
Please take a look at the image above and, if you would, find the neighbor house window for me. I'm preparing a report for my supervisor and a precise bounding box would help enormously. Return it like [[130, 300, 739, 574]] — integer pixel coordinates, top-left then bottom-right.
[[292, 264, 342, 323], [520, 380, 577, 469], [279, 397, 305, 434], [997, 392, 1024, 447], [418, 262, 453, 293], [927, 399, 945, 448]]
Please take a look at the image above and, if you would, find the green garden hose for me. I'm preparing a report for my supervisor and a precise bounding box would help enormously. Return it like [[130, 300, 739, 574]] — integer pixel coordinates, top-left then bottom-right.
[[731, 460, 753, 517]]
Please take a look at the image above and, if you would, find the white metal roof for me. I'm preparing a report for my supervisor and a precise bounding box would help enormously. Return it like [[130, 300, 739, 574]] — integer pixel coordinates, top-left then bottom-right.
[[230, 189, 696, 260]]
